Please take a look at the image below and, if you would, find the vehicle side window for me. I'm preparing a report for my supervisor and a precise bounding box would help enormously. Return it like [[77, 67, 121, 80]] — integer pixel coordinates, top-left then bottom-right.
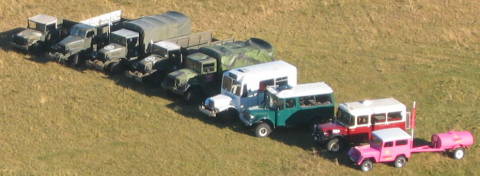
[[395, 140, 408, 146], [259, 79, 274, 91], [315, 95, 332, 105], [241, 85, 248, 97], [285, 99, 296, 108], [300, 96, 315, 107], [86, 31, 94, 38], [372, 113, 386, 123], [388, 111, 403, 122], [275, 77, 288, 87], [203, 63, 215, 73], [46, 24, 55, 31], [384, 141, 393, 147], [356, 115, 369, 125]]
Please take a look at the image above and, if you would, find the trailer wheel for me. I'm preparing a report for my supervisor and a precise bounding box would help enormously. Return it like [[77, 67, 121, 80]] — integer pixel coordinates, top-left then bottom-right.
[[451, 148, 465, 160], [360, 159, 373, 172], [254, 122, 272, 138], [326, 138, 342, 152], [394, 156, 407, 168]]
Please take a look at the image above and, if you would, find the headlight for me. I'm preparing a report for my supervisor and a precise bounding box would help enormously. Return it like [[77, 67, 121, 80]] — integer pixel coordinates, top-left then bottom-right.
[[332, 129, 340, 134]]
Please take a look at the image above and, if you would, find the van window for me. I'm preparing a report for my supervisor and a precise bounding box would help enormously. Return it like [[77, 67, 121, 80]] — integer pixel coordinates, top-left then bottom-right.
[[275, 77, 288, 87], [285, 99, 296, 108], [395, 140, 408, 146], [388, 111, 402, 122], [300, 95, 332, 107], [315, 95, 332, 105], [372, 113, 386, 123], [357, 115, 369, 125], [384, 141, 393, 147], [259, 79, 274, 91]]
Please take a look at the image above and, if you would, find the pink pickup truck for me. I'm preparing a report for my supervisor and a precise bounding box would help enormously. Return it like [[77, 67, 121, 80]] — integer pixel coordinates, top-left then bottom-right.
[[348, 128, 474, 172]]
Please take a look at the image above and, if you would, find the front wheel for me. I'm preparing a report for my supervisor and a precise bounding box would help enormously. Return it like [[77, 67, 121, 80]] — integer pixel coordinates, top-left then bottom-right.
[[360, 159, 373, 172], [68, 54, 79, 67], [105, 60, 124, 74], [451, 148, 465, 160], [394, 156, 407, 168], [326, 138, 342, 152], [254, 122, 272, 138]]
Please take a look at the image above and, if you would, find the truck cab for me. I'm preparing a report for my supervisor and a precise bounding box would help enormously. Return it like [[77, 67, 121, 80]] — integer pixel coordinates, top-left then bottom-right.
[[242, 82, 335, 137], [312, 97, 408, 152], [97, 29, 140, 64], [13, 14, 59, 51], [348, 128, 413, 172], [161, 52, 218, 101], [126, 41, 182, 82]]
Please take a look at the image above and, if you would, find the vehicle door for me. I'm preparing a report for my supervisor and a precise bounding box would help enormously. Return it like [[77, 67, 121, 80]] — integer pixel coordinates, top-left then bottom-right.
[[347, 115, 371, 143], [276, 98, 298, 127], [379, 141, 395, 162], [126, 37, 139, 59], [85, 30, 95, 49]]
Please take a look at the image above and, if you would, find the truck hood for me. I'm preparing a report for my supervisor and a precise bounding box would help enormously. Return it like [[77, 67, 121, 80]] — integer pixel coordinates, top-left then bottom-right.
[[351, 145, 380, 160], [15, 29, 43, 42], [317, 122, 347, 131], [99, 43, 126, 60], [57, 35, 84, 52], [205, 94, 233, 112]]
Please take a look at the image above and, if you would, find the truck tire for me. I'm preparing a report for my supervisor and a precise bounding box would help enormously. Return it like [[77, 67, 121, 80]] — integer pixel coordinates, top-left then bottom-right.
[[326, 138, 342, 152], [69, 54, 79, 67], [183, 88, 202, 104], [254, 122, 272, 138], [106, 61, 123, 74], [451, 148, 465, 160], [360, 159, 373, 172], [394, 156, 407, 168]]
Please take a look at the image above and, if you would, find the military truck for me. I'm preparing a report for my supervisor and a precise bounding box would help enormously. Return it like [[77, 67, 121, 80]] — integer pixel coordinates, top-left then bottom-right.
[[241, 82, 335, 137], [11, 14, 71, 52], [49, 10, 125, 66], [161, 38, 275, 103], [87, 11, 192, 73], [124, 31, 219, 82]]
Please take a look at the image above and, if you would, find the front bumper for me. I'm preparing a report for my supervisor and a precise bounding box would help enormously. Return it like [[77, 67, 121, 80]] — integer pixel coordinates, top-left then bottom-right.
[[198, 105, 218, 117], [312, 131, 331, 143], [125, 70, 146, 82], [85, 59, 106, 71], [10, 41, 30, 51]]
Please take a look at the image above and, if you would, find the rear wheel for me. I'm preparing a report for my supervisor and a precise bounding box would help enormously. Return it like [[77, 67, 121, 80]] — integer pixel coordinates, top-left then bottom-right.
[[360, 159, 373, 172], [326, 138, 342, 152], [105, 60, 124, 74], [394, 156, 407, 168], [254, 122, 272, 138], [451, 148, 465, 160]]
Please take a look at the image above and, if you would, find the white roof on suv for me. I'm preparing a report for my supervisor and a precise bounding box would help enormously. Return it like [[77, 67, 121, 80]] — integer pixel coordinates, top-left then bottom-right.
[[339, 97, 406, 116], [29, 14, 57, 25], [268, 82, 333, 99], [373, 128, 411, 142], [229, 60, 296, 77]]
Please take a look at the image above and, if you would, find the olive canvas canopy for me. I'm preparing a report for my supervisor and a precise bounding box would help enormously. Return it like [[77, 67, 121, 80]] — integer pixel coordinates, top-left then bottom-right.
[[122, 11, 192, 52], [198, 38, 274, 70]]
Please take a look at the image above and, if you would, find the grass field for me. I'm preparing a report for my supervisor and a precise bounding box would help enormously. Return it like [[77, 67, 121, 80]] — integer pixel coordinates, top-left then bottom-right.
[[1, 0, 479, 175]]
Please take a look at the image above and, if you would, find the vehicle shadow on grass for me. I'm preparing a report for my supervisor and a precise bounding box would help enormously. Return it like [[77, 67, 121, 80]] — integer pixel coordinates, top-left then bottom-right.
[[0, 28, 56, 64]]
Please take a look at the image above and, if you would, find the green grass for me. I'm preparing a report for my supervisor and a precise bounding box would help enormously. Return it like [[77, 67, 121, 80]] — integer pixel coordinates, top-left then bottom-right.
[[1, 0, 479, 175]]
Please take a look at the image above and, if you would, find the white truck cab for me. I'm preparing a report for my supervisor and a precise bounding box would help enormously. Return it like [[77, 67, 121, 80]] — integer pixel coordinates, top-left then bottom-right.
[[199, 60, 297, 119]]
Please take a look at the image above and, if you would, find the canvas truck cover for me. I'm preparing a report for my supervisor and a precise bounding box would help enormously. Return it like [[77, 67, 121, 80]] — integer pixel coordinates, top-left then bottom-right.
[[122, 11, 192, 53], [199, 38, 275, 71]]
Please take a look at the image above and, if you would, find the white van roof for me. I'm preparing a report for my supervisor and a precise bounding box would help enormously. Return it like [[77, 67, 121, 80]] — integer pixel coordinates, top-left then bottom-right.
[[339, 97, 406, 116], [228, 60, 296, 78], [373, 128, 411, 142], [268, 82, 333, 99]]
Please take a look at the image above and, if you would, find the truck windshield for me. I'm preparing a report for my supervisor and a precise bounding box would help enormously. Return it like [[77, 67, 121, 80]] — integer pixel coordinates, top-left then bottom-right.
[[222, 75, 241, 96], [28, 20, 45, 32], [110, 34, 127, 46], [70, 25, 88, 37], [337, 108, 354, 126], [370, 136, 382, 149]]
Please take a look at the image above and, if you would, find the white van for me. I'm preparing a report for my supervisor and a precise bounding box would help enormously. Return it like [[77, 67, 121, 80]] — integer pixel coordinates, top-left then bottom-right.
[[199, 60, 297, 119]]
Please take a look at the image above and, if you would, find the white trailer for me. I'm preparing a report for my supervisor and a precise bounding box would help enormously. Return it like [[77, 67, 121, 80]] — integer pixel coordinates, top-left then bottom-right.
[[200, 60, 297, 118]]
